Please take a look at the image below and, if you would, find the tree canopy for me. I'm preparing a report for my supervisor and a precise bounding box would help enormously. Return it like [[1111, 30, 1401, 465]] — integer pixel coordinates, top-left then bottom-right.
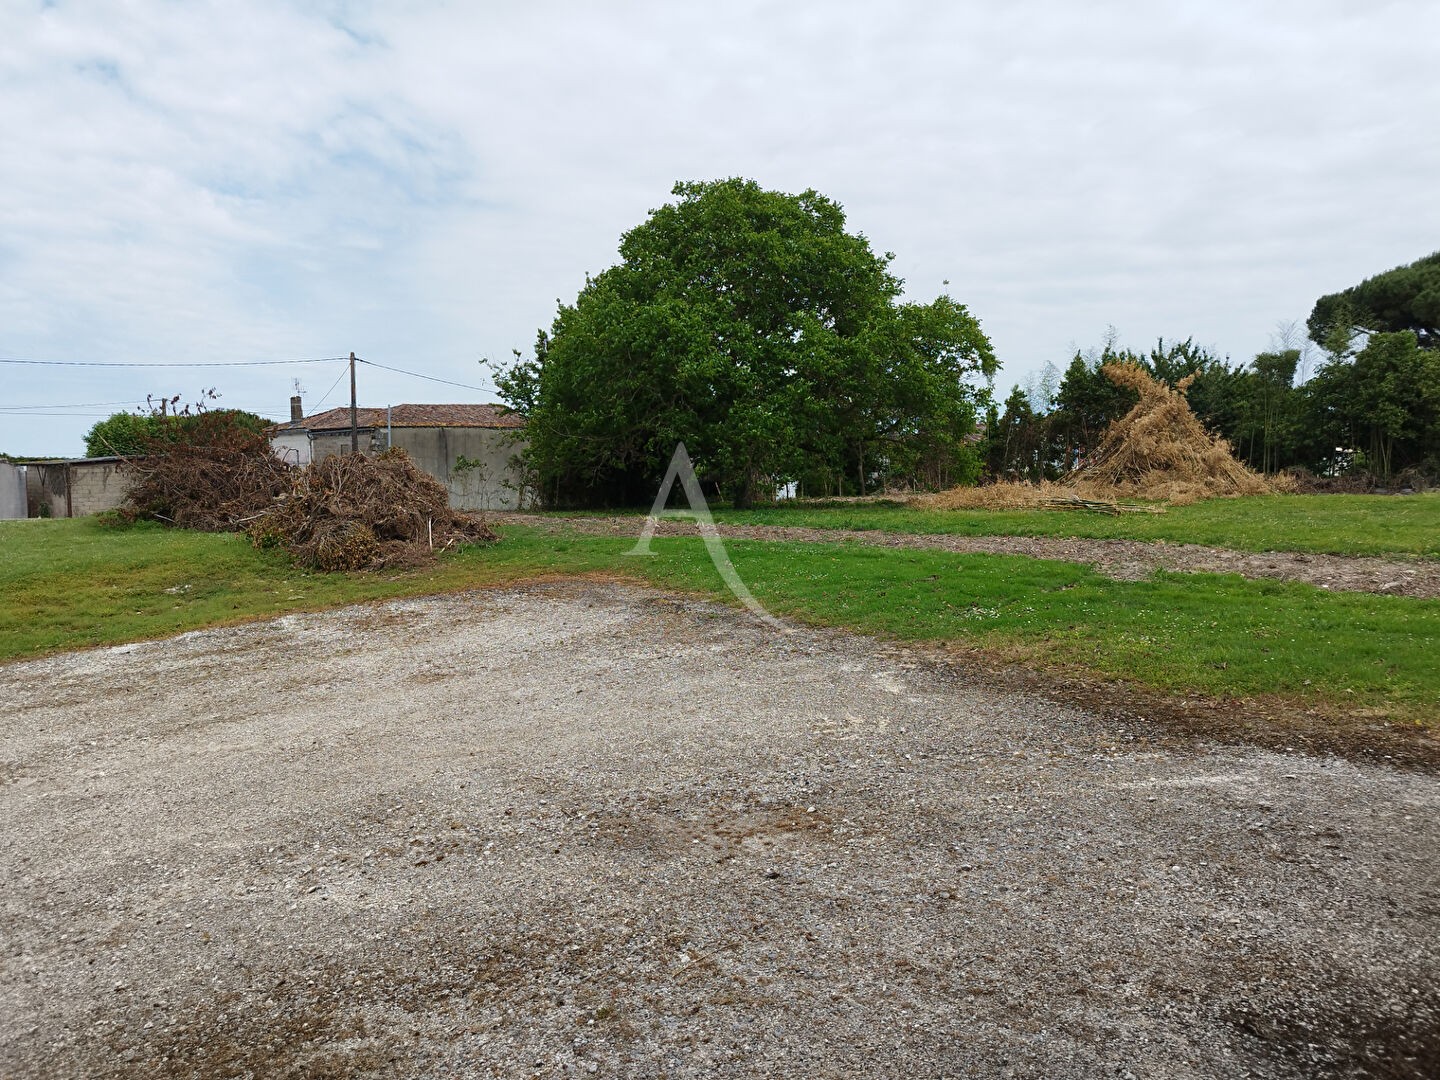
[[1308, 251, 1440, 352], [496, 179, 996, 507]]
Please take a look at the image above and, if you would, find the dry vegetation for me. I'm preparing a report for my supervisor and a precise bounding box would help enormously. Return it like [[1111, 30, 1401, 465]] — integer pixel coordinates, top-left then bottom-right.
[[247, 449, 497, 571], [120, 414, 290, 530], [119, 416, 495, 571], [925, 363, 1290, 511]]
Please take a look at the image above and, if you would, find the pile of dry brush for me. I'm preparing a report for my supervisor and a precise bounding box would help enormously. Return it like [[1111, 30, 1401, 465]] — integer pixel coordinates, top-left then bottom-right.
[[924, 362, 1287, 511], [247, 449, 497, 571], [121, 416, 496, 570], [121, 414, 291, 530]]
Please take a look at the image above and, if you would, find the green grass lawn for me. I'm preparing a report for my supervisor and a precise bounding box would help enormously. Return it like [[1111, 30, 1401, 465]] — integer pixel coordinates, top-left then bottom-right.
[[686, 493, 1440, 558], [2, 518, 1436, 724]]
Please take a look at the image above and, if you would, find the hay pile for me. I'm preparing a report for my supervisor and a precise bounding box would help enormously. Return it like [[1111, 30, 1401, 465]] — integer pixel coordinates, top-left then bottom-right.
[[247, 448, 497, 571], [1069, 363, 1278, 503], [922, 362, 1285, 510], [921, 480, 1061, 511]]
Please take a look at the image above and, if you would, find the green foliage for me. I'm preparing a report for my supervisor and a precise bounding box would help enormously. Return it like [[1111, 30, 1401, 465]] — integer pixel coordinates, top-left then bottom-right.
[[984, 386, 1047, 481], [1308, 251, 1440, 352], [986, 336, 1235, 480], [1050, 352, 1140, 468], [993, 311, 1440, 481], [496, 179, 996, 507], [84, 412, 168, 457], [1306, 331, 1440, 477], [84, 407, 270, 458]]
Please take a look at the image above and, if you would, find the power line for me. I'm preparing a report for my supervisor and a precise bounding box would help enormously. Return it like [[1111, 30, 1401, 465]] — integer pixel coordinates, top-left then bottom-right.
[[356, 358, 496, 394], [0, 411, 141, 418], [0, 356, 348, 368], [0, 399, 144, 411], [312, 363, 351, 409]]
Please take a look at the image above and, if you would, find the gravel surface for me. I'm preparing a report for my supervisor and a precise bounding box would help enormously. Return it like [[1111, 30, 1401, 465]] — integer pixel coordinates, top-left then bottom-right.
[[489, 513, 1440, 599], [2, 582, 1437, 1079]]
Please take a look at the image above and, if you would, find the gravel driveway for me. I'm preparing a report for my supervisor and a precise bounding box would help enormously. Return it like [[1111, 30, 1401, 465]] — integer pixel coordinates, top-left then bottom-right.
[[2, 582, 1436, 1079]]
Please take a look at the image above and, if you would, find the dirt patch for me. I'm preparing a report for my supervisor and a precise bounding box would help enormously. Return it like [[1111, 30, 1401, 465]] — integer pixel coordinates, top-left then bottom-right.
[[491, 513, 1440, 599], [2, 583, 1437, 1078]]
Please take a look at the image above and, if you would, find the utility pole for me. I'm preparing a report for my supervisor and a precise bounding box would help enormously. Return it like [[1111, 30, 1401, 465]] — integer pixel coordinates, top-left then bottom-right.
[[349, 351, 358, 455]]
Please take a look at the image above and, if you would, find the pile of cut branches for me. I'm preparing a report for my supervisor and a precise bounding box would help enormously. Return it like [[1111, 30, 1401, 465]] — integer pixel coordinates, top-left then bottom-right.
[[247, 448, 497, 571], [121, 412, 291, 530]]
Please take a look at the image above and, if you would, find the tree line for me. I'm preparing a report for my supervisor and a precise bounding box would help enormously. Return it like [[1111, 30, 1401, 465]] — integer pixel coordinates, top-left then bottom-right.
[[498, 181, 1437, 503], [986, 253, 1440, 484]]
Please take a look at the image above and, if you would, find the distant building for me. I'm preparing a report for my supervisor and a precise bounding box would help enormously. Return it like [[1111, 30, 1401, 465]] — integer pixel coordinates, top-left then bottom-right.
[[269, 398, 530, 511]]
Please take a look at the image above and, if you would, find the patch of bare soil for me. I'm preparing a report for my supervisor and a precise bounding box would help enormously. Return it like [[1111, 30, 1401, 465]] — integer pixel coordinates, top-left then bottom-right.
[[490, 513, 1440, 599], [2, 583, 1437, 1079]]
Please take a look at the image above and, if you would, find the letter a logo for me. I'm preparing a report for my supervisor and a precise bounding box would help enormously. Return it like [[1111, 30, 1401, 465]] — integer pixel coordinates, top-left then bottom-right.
[[627, 443, 786, 630]]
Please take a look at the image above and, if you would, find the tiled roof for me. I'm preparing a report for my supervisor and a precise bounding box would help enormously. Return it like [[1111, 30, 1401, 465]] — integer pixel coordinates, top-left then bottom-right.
[[282, 403, 524, 431]]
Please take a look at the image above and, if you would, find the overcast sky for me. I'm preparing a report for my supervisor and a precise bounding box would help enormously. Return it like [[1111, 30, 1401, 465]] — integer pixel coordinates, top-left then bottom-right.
[[3, 0, 1437, 456]]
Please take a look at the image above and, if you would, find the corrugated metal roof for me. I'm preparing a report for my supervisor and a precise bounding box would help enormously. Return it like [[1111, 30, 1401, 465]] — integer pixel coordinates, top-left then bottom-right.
[[282, 403, 524, 432]]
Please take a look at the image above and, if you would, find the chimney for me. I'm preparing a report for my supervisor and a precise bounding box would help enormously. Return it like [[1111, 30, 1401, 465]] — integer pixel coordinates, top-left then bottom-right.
[[289, 395, 303, 423]]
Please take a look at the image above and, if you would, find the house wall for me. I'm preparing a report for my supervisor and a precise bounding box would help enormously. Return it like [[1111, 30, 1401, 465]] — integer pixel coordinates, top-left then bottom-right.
[[271, 430, 311, 466], [390, 427, 530, 511], [307, 426, 530, 510], [0, 463, 26, 520]]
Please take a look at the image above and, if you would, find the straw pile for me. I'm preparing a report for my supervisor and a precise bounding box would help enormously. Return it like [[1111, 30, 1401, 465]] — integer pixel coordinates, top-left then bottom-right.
[[922, 362, 1285, 510], [921, 480, 1062, 511], [247, 448, 498, 571], [1069, 363, 1278, 503]]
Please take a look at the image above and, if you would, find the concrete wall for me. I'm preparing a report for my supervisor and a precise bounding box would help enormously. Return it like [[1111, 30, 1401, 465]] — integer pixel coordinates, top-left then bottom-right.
[[27, 461, 130, 517], [69, 461, 130, 516], [29, 463, 68, 517], [309, 427, 531, 510], [0, 463, 25, 520]]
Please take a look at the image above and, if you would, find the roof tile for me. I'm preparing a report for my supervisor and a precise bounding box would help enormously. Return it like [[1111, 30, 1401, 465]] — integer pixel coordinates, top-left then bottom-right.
[[285, 403, 524, 431]]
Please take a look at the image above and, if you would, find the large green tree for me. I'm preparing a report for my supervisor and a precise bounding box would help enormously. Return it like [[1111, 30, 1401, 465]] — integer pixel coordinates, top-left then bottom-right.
[[1308, 251, 1440, 352], [497, 179, 996, 506]]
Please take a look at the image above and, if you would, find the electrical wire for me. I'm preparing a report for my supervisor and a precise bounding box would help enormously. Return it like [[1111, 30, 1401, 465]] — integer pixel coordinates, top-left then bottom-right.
[[312, 363, 351, 409], [356, 358, 496, 394], [0, 411, 145, 418], [0, 399, 144, 411], [0, 356, 348, 368]]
